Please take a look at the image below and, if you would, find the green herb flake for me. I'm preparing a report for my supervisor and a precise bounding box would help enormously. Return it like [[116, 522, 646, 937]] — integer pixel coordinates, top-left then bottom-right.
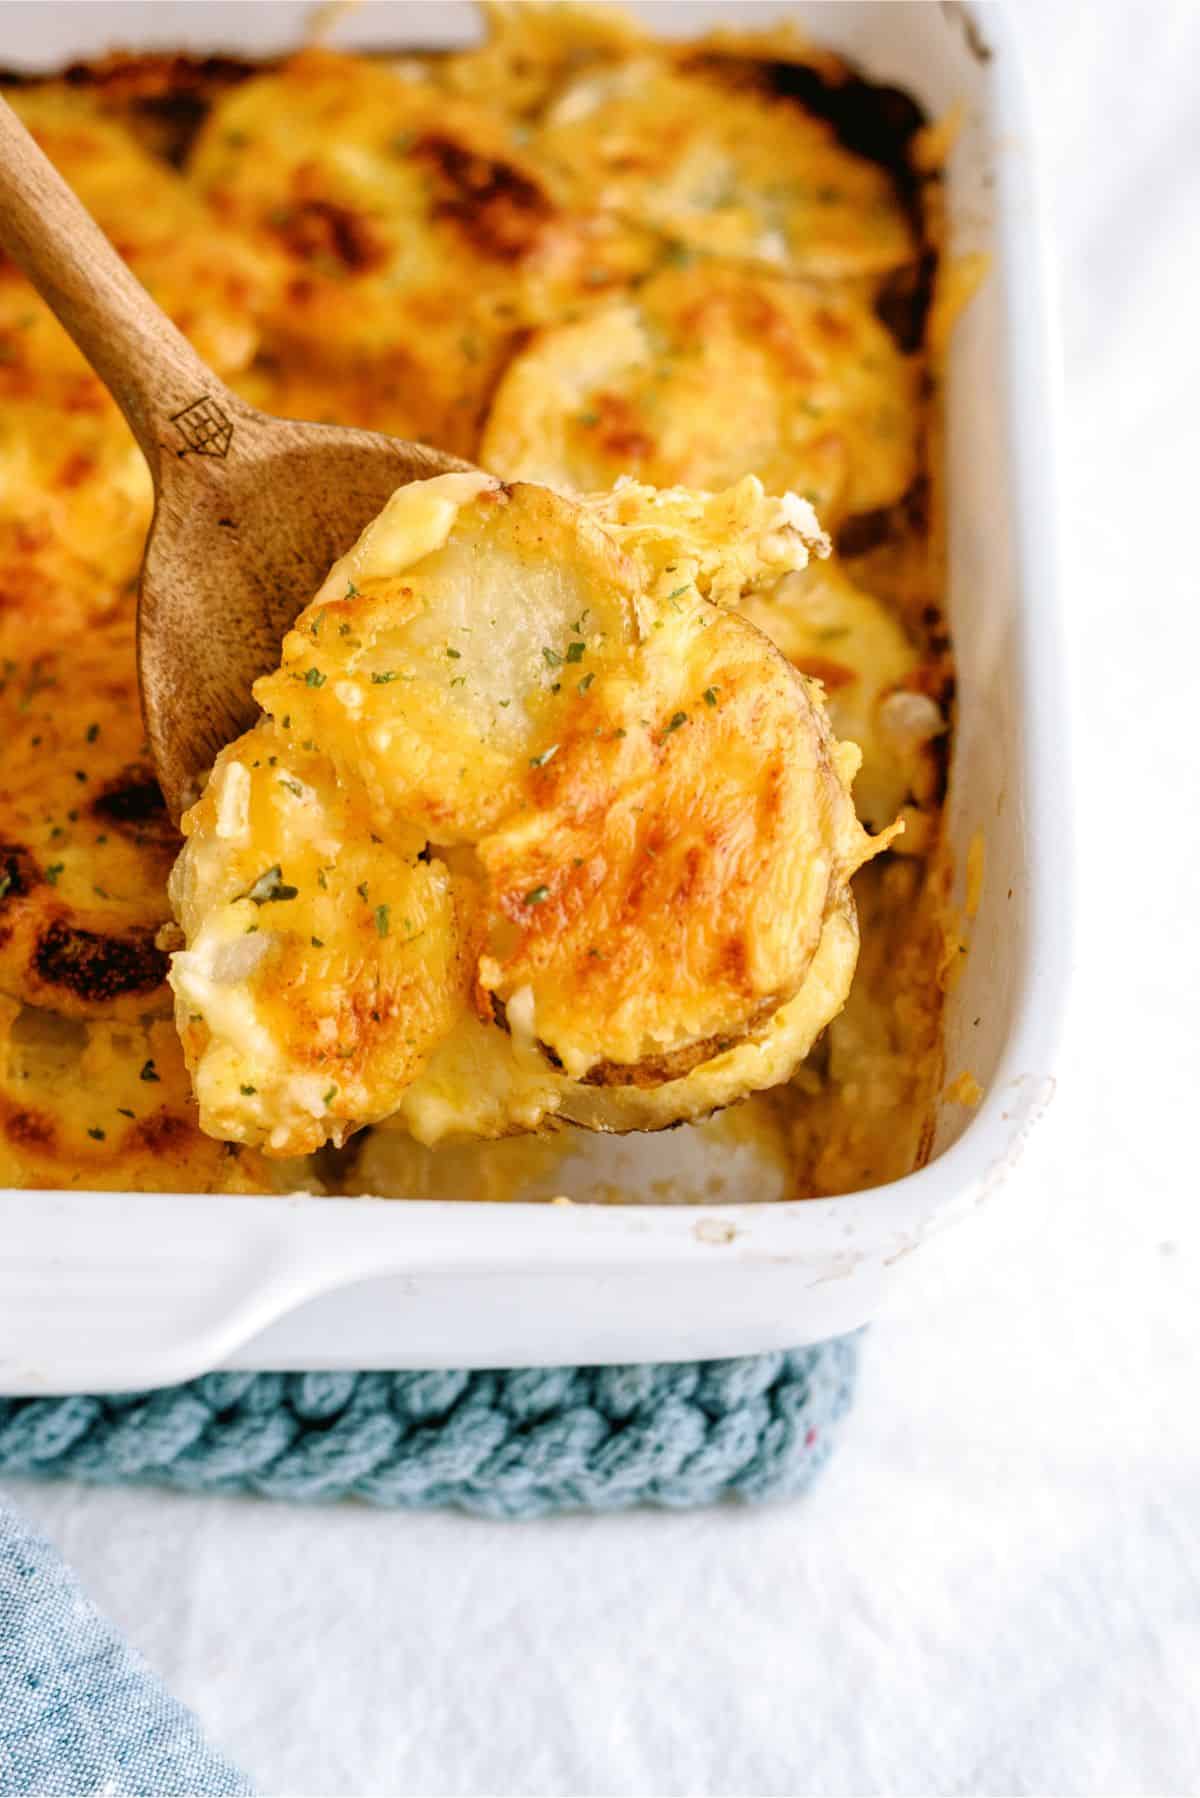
[[345, 580, 359, 598], [357, 881, 369, 902], [0, 874, 10, 900], [279, 776, 304, 798], [244, 864, 299, 906], [524, 885, 550, 906], [703, 686, 719, 707], [140, 1060, 159, 1083], [117, 1107, 135, 1119], [529, 744, 559, 768], [661, 711, 689, 740], [304, 667, 326, 688], [311, 935, 324, 948], [666, 584, 690, 601], [375, 904, 390, 938], [371, 671, 400, 684], [498, 698, 511, 708], [542, 646, 563, 668], [87, 1127, 106, 1142], [577, 671, 595, 694], [240, 1084, 257, 1096], [44, 863, 64, 886], [323, 1086, 338, 1106], [85, 722, 100, 743], [566, 641, 586, 663], [317, 868, 329, 891], [446, 647, 461, 660]]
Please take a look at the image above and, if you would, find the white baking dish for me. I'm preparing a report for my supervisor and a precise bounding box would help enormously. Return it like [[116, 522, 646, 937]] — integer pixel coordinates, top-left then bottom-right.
[[0, 1, 1068, 1394]]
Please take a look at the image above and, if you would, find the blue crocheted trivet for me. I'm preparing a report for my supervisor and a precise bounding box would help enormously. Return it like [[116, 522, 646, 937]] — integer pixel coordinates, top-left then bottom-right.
[[0, 1337, 858, 1518]]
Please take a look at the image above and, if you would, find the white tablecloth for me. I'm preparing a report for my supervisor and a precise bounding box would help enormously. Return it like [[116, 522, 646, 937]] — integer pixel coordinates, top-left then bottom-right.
[[10, 1, 1200, 1791]]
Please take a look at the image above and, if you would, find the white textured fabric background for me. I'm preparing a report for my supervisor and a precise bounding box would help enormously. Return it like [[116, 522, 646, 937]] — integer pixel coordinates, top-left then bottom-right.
[[9, 1, 1200, 1793]]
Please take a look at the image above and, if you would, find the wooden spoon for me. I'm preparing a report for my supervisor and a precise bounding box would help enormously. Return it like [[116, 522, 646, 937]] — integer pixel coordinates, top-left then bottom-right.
[[0, 95, 468, 820]]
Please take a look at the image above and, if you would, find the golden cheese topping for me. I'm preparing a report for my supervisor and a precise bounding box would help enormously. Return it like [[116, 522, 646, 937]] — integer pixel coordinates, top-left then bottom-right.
[[0, 1000, 289, 1194], [170, 473, 889, 1154], [189, 51, 655, 453], [527, 58, 915, 278], [480, 263, 918, 525], [2, 7, 955, 1199], [0, 612, 177, 1019]]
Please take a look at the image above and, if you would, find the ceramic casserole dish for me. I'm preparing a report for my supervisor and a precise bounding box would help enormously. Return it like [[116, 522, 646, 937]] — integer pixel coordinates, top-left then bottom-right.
[[0, 1, 1067, 1392]]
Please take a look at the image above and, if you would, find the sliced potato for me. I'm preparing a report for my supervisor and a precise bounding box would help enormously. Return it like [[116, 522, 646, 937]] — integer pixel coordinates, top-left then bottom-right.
[[169, 726, 462, 1157], [527, 58, 914, 278], [480, 264, 918, 523], [0, 610, 178, 1019], [190, 51, 655, 454], [738, 557, 944, 835], [0, 999, 283, 1193], [173, 473, 888, 1153]]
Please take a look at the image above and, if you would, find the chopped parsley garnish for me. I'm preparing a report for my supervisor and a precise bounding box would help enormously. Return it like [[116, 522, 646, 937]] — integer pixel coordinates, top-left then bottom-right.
[[117, 1108, 135, 1119], [577, 672, 595, 693], [566, 641, 586, 663], [317, 868, 329, 891], [279, 777, 304, 798], [304, 668, 326, 688], [665, 584, 690, 601], [345, 581, 359, 598], [703, 686, 719, 707], [140, 1060, 160, 1083], [375, 904, 390, 938], [524, 885, 550, 906], [87, 1127, 105, 1141], [85, 722, 100, 742], [244, 865, 299, 906], [240, 1084, 257, 1096], [529, 744, 559, 768], [282, 714, 291, 729], [44, 863, 64, 886], [661, 711, 689, 739], [323, 1086, 338, 1106], [357, 881, 369, 902], [371, 671, 400, 684], [0, 874, 10, 901], [542, 646, 563, 668], [311, 935, 324, 948], [446, 647, 461, 659], [498, 699, 511, 708]]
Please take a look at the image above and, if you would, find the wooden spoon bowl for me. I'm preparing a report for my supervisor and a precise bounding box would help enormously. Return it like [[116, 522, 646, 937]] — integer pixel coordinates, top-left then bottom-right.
[[0, 95, 467, 820]]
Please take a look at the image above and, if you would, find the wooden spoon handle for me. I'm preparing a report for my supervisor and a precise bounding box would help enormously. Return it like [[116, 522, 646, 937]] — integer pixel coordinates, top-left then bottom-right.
[[0, 94, 226, 479]]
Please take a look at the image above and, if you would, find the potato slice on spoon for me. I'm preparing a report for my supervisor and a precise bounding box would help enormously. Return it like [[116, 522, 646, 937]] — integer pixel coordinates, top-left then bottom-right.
[[169, 472, 895, 1155]]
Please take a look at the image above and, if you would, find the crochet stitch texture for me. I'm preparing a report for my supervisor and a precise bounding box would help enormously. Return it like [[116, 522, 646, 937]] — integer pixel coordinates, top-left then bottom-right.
[[0, 1337, 858, 1518]]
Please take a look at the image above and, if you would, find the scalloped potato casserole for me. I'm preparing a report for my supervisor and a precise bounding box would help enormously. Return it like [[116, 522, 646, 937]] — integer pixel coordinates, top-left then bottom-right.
[[0, 3, 957, 1201]]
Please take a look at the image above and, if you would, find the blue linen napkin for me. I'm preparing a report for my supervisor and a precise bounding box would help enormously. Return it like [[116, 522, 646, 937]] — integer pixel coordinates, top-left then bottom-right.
[[0, 1496, 252, 1798]]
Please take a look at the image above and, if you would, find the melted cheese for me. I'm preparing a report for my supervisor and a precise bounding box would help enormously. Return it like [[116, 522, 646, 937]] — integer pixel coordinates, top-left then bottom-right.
[[481, 264, 919, 524], [172, 475, 887, 1153], [1, 7, 955, 1197]]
